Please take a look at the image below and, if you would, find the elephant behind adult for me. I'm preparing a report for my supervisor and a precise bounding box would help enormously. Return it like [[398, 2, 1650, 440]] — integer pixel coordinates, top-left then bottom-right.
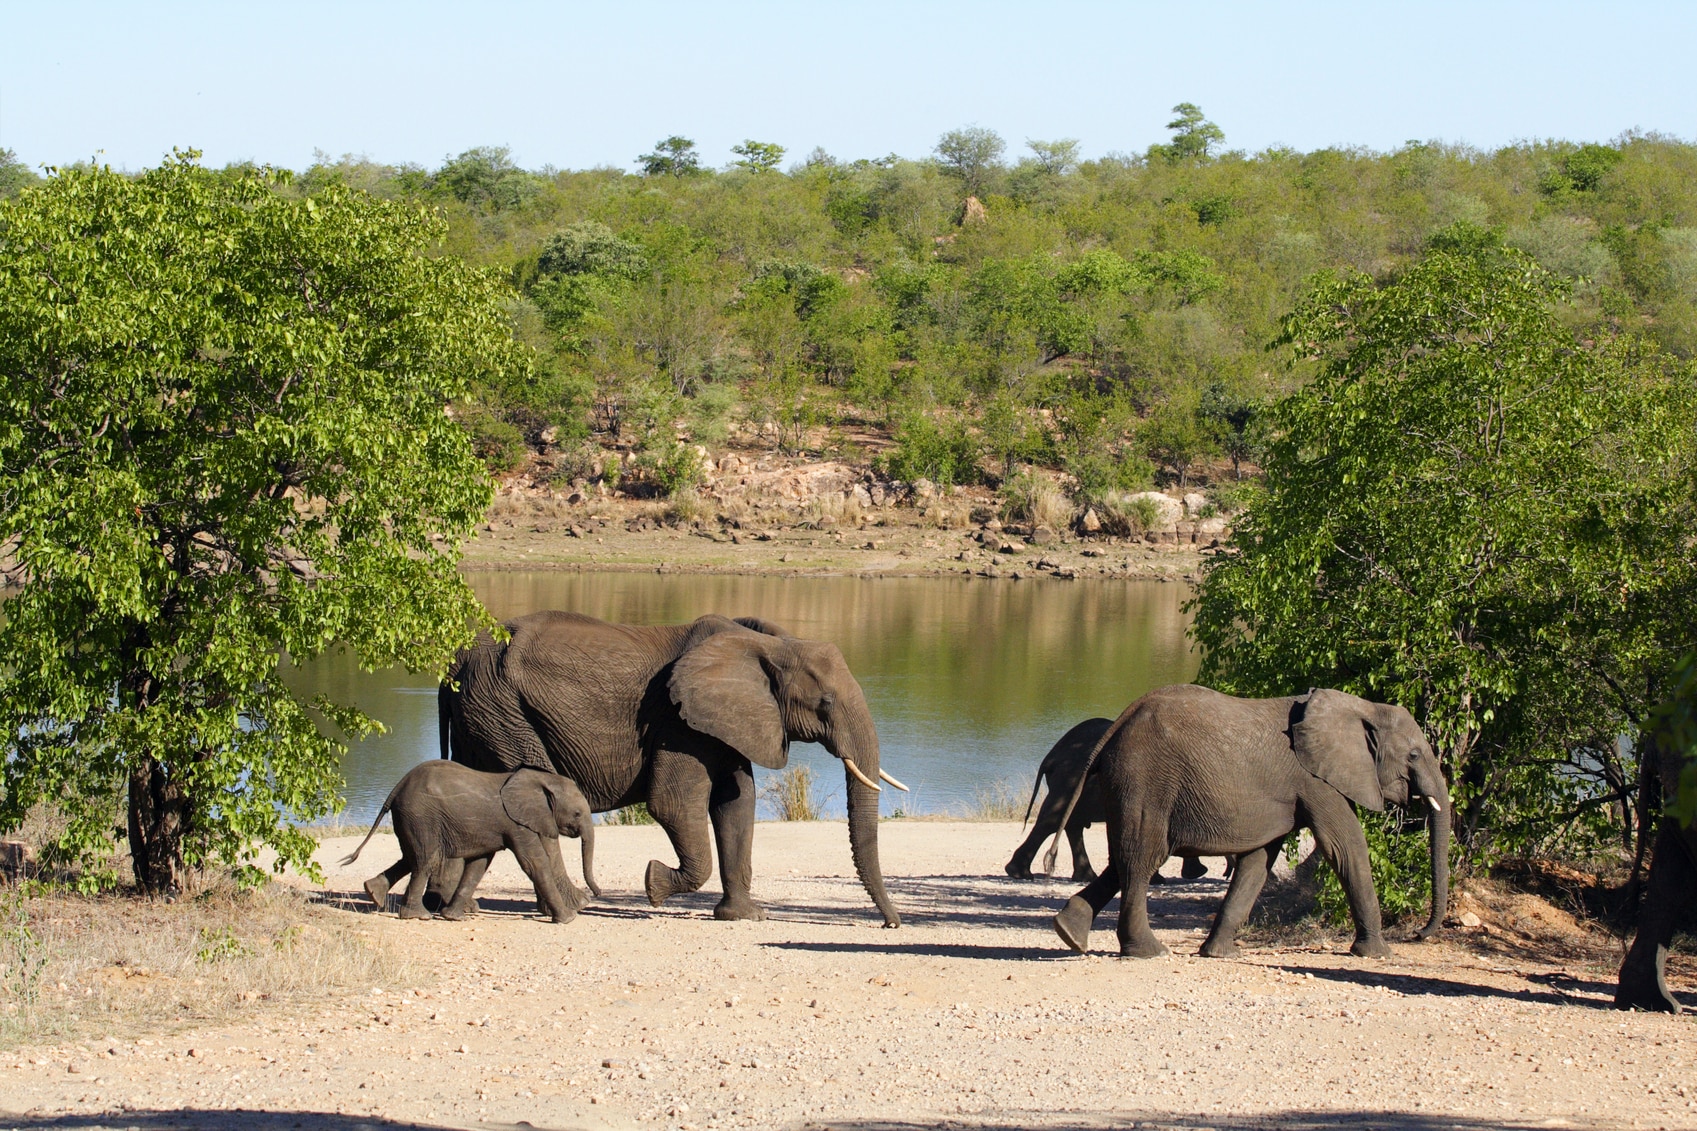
[[1053, 685, 1450, 960], [1617, 734, 1696, 1012], [440, 611, 900, 927]]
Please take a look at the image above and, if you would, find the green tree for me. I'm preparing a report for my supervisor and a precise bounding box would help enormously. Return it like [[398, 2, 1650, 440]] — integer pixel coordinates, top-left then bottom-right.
[[1192, 226, 1697, 878], [731, 139, 786, 173], [433, 145, 540, 211], [1025, 138, 1081, 176], [1197, 381, 1263, 480], [934, 127, 1005, 199], [0, 154, 524, 893], [0, 148, 38, 198], [1140, 387, 1217, 488], [638, 136, 701, 177], [1155, 102, 1225, 162]]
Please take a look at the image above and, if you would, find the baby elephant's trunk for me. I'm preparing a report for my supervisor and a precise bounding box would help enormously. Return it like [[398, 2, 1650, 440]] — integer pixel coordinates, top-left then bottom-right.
[[579, 820, 601, 899]]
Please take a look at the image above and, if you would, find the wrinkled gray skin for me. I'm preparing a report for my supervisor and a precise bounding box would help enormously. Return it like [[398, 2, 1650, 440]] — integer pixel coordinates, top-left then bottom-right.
[[1004, 717, 1207, 884], [439, 612, 899, 927], [342, 761, 597, 923], [1616, 739, 1695, 1012], [1053, 685, 1451, 960]]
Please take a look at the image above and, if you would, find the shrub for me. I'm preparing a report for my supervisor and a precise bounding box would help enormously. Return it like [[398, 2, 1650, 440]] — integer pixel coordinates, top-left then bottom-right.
[[462, 409, 530, 473], [636, 441, 704, 497], [999, 468, 1074, 529], [760, 766, 820, 821], [877, 413, 981, 488], [966, 778, 1026, 821], [602, 804, 656, 826]]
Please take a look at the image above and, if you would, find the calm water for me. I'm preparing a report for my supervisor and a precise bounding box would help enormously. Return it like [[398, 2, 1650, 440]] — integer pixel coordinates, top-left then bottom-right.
[[288, 573, 1198, 825]]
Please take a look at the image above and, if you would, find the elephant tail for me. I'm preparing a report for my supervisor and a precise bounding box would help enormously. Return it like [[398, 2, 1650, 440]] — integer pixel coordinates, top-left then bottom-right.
[[1020, 765, 1045, 831], [339, 780, 403, 867]]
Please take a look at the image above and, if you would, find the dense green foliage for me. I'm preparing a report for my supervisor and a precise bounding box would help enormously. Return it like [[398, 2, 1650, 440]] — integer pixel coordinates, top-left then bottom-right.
[[1193, 225, 1697, 911], [0, 154, 519, 892], [288, 117, 1697, 497]]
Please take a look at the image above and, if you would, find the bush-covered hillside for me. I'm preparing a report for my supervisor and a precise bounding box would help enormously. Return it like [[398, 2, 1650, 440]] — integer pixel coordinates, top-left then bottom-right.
[[10, 112, 1694, 499]]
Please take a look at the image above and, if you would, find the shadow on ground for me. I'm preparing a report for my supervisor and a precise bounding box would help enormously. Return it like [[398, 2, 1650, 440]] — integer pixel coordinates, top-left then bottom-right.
[[0, 1111, 1625, 1131]]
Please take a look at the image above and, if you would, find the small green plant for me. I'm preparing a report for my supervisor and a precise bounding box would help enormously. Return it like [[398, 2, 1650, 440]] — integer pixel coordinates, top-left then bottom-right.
[[0, 888, 47, 1022], [998, 468, 1074, 529], [760, 766, 820, 821], [641, 441, 704, 496], [194, 925, 251, 964], [876, 413, 981, 488], [548, 440, 604, 487], [663, 488, 709, 527], [602, 804, 657, 826], [1314, 810, 1437, 928]]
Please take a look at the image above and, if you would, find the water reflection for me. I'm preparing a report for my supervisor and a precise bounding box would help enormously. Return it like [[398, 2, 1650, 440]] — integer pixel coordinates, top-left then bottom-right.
[[289, 573, 1197, 824]]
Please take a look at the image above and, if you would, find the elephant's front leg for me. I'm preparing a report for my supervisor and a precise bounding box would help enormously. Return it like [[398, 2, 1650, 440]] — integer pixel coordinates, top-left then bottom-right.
[[709, 758, 764, 921], [1198, 836, 1282, 959], [1616, 822, 1694, 1013], [643, 747, 716, 909], [1307, 790, 1390, 958]]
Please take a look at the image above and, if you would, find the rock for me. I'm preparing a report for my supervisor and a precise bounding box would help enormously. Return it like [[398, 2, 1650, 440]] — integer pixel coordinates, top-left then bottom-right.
[[1197, 515, 1230, 537], [539, 425, 560, 445], [998, 540, 1024, 554], [962, 195, 989, 224], [1459, 911, 1483, 929], [860, 540, 880, 550], [984, 519, 1004, 534], [1128, 491, 1185, 528], [969, 505, 996, 524], [1182, 491, 1208, 517], [850, 484, 873, 508], [912, 478, 937, 500], [1052, 567, 1077, 580], [1030, 525, 1055, 546], [1081, 547, 1105, 558], [869, 484, 888, 507], [1034, 557, 1060, 570], [1080, 508, 1102, 533], [565, 491, 586, 505]]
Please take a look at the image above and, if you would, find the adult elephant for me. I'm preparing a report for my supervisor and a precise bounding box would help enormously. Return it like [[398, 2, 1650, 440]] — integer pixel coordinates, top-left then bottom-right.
[[1616, 734, 1696, 1012], [1052, 685, 1450, 960], [439, 611, 901, 927], [1005, 716, 1208, 884]]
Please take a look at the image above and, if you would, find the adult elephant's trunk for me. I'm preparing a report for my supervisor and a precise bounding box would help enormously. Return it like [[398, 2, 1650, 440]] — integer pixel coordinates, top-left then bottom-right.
[[830, 691, 900, 928], [579, 821, 601, 899], [1412, 748, 1451, 939]]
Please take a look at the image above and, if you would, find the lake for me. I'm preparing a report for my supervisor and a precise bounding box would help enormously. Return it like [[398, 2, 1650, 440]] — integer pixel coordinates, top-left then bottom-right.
[[289, 572, 1198, 824]]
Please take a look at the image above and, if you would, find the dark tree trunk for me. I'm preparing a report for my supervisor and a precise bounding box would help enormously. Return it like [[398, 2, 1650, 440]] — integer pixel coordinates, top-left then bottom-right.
[[128, 756, 189, 895]]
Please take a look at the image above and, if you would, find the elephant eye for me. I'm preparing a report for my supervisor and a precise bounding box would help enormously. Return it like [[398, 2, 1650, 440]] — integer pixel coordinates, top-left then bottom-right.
[[819, 694, 835, 711]]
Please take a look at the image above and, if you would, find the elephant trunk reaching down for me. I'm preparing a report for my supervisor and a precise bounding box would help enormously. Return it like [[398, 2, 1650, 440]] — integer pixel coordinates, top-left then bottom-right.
[[1412, 747, 1451, 939], [579, 818, 601, 899], [828, 689, 900, 929]]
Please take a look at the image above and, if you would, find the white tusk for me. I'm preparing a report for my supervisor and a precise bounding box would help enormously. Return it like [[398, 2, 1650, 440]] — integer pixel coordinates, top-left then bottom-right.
[[1426, 797, 1443, 813], [879, 769, 910, 792], [842, 758, 881, 792]]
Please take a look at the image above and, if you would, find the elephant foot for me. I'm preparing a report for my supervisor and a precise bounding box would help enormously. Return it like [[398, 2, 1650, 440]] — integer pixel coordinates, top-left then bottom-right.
[[1198, 935, 1240, 959], [1148, 871, 1167, 886], [1118, 937, 1171, 959], [644, 859, 675, 907], [1615, 979, 1681, 1013], [421, 890, 445, 914], [1054, 896, 1095, 954], [1072, 866, 1099, 883], [1350, 935, 1393, 959], [547, 905, 580, 925], [397, 904, 432, 921], [713, 896, 767, 922], [1180, 856, 1209, 880], [438, 902, 477, 922], [362, 876, 391, 910], [1004, 859, 1033, 879]]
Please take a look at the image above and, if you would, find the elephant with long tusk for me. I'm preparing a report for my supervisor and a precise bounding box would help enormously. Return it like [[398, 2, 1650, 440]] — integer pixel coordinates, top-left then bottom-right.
[[438, 611, 901, 927]]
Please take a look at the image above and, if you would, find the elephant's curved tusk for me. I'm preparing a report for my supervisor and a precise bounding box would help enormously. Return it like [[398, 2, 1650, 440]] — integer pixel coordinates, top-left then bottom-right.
[[1425, 796, 1443, 813], [878, 769, 910, 792], [841, 758, 882, 792]]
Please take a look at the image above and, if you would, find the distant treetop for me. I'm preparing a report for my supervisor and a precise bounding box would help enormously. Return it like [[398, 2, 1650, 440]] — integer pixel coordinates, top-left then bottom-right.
[[639, 136, 702, 177]]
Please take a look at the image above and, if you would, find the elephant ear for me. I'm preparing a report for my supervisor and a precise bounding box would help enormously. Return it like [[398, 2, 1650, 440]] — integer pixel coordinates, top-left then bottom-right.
[[1290, 689, 1386, 811], [733, 616, 791, 638], [502, 769, 568, 839], [669, 632, 788, 769]]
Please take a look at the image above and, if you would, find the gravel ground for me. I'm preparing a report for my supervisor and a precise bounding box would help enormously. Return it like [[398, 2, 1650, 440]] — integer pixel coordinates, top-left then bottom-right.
[[2, 821, 1691, 1131]]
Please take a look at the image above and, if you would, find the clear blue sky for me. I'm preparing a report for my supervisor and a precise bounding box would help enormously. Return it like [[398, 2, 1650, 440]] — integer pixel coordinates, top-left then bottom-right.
[[4, 1, 1693, 173]]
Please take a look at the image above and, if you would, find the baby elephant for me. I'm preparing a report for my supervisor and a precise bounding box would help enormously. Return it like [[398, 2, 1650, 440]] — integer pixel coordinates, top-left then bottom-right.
[[342, 761, 599, 923]]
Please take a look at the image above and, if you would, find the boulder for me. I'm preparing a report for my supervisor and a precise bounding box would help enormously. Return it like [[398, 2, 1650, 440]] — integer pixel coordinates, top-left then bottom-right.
[[912, 478, 938, 501], [1030, 525, 1055, 546], [1080, 508, 1102, 533], [1127, 491, 1185, 528], [1182, 491, 1208, 517], [850, 484, 873, 508]]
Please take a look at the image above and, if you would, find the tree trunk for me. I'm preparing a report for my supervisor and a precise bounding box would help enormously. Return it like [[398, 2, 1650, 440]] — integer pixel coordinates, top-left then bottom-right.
[[128, 756, 189, 895]]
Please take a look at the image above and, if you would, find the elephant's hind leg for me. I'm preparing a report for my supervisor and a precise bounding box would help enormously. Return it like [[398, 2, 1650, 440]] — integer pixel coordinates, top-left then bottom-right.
[[364, 858, 409, 912], [708, 760, 765, 921], [1616, 823, 1693, 1013], [644, 748, 715, 909], [1054, 869, 1119, 954], [398, 853, 440, 920], [1199, 836, 1282, 959], [1112, 830, 1171, 959], [1066, 818, 1098, 882]]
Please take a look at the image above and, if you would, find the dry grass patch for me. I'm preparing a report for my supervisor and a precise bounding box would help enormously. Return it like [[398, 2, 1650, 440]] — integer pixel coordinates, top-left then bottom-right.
[[0, 876, 418, 1048], [963, 778, 1027, 821], [760, 765, 821, 821]]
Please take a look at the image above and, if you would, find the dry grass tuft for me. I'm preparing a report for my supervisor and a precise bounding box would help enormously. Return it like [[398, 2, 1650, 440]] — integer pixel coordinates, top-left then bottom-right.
[[964, 778, 1027, 821], [760, 766, 820, 821], [663, 488, 710, 527], [0, 876, 417, 1048]]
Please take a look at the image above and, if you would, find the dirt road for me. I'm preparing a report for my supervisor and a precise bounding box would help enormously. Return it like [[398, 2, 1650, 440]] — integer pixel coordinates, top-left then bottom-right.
[[3, 821, 1691, 1131]]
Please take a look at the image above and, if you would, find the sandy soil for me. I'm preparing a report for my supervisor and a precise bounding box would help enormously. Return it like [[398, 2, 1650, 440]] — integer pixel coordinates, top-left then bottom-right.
[[458, 498, 1207, 583], [3, 821, 1692, 1131]]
